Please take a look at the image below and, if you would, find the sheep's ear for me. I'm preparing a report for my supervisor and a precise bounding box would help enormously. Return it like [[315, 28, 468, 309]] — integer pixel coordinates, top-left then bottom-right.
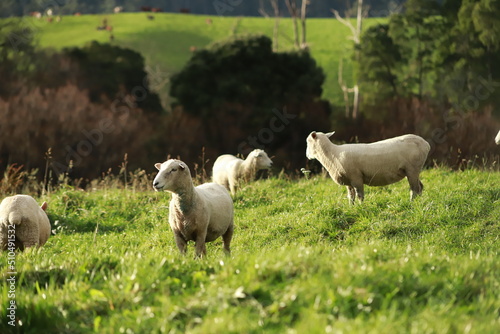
[[154, 163, 162, 170], [326, 131, 335, 138], [311, 131, 317, 139], [179, 162, 186, 170], [41, 202, 48, 211]]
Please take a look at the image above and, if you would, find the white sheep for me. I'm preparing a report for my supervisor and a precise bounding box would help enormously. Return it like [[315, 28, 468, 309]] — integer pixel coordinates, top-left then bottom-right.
[[153, 159, 234, 257], [0, 195, 51, 251], [306, 131, 430, 204], [495, 130, 500, 145], [212, 149, 273, 195]]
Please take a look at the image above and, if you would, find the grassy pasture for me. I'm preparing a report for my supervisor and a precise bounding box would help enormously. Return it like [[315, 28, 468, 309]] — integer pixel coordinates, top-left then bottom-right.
[[1, 167, 499, 333], [23, 12, 385, 106]]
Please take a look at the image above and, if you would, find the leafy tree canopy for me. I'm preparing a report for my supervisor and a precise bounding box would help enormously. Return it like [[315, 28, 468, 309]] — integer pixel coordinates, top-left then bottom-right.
[[64, 41, 163, 113], [170, 34, 325, 119], [357, 0, 500, 115]]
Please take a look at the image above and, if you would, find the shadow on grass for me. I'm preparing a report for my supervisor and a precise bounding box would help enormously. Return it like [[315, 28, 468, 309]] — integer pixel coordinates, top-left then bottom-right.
[[381, 225, 426, 239], [17, 267, 70, 292], [0, 297, 103, 334], [319, 208, 356, 241], [47, 213, 125, 234], [0, 304, 69, 334]]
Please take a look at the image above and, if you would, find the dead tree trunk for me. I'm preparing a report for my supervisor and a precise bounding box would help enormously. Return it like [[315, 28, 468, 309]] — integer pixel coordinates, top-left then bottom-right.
[[338, 58, 358, 118], [258, 0, 270, 17], [300, 0, 308, 49], [271, 0, 280, 51], [332, 0, 364, 119], [285, 0, 300, 49]]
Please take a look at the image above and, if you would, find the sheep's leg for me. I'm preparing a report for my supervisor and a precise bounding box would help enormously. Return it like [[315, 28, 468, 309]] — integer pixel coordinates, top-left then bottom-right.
[[346, 186, 356, 204], [229, 181, 238, 196], [174, 232, 187, 255], [194, 230, 208, 258], [407, 174, 423, 200], [222, 225, 233, 255], [353, 184, 364, 203], [224, 180, 231, 192]]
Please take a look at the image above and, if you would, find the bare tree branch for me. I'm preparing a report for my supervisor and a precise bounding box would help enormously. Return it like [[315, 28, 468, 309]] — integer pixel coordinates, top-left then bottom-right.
[[331, 9, 358, 40], [332, 0, 365, 118], [285, 0, 300, 48], [259, 0, 270, 18], [271, 0, 280, 51], [300, 0, 309, 49]]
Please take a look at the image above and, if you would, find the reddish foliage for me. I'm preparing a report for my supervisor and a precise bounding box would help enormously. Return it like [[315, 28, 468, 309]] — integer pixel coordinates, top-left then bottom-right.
[[334, 97, 500, 169], [0, 84, 159, 181]]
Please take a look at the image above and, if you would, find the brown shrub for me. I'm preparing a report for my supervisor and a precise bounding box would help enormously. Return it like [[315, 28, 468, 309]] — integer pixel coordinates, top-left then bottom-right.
[[333, 97, 500, 169], [0, 84, 158, 183]]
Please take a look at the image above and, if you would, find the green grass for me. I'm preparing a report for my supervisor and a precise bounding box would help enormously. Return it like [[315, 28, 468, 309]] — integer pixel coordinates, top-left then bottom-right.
[[16, 12, 385, 106], [1, 168, 499, 333]]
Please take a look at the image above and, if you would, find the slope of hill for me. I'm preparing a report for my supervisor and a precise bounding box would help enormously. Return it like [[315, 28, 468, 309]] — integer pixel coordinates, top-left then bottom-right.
[[28, 12, 384, 108], [0, 168, 498, 332]]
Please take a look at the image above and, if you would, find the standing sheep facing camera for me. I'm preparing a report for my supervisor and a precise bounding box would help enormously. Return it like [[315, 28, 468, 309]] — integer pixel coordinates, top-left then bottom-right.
[[306, 131, 430, 204], [0, 195, 51, 251], [153, 159, 234, 257], [212, 149, 273, 195]]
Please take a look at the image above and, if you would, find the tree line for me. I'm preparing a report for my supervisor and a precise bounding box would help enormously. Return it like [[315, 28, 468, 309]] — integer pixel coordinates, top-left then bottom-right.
[[1, 0, 499, 184], [0, 20, 329, 183], [0, 21, 163, 182], [353, 0, 500, 163], [1, 0, 400, 18]]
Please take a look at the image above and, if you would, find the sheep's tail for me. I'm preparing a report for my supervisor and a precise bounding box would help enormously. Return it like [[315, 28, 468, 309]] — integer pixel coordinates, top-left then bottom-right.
[[6, 212, 24, 226]]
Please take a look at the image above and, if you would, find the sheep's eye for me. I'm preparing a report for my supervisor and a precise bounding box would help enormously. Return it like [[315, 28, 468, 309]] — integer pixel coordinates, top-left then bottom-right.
[[170, 168, 177, 173]]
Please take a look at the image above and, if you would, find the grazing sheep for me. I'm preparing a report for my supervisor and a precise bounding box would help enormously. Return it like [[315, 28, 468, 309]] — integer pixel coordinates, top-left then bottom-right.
[[495, 130, 500, 145], [0, 195, 51, 251], [153, 159, 234, 257], [212, 149, 273, 195], [306, 131, 430, 204]]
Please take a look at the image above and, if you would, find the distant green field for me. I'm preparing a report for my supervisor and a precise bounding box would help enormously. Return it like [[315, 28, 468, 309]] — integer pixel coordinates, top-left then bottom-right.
[[19, 13, 385, 107], [1, 168, 499, 333]]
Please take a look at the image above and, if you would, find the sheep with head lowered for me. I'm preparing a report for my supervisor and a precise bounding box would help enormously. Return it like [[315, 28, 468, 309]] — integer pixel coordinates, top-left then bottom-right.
[[0, 195, 51, 251], [306, 131, 430, 204], [153, 159, 234, 257], [212, 149, 273, 196], [495, 130, 500, 145]]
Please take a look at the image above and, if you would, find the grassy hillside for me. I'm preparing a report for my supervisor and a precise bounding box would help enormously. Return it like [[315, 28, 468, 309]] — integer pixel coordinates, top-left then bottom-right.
[[26, 12, 384, 107], [1, 168, 499, 333]]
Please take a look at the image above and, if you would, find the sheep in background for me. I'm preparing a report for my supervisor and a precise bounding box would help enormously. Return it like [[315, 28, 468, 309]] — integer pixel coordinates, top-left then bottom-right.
[[495, 130, 500, 145], [306, 131, 430, 204], [153, 159, 234, 257], [212, 149, 273, 195], [0, 195, 51, 251]]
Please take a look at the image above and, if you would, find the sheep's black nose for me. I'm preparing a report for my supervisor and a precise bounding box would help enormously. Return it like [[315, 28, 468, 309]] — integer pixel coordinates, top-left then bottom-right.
[[153, 182, 159, 188]]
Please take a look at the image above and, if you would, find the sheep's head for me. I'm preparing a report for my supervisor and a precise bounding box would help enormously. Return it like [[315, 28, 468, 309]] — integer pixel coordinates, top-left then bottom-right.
[[248, 149, 273, 170], [306, 131, 335, 159], [153, 159, 189, 192]]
